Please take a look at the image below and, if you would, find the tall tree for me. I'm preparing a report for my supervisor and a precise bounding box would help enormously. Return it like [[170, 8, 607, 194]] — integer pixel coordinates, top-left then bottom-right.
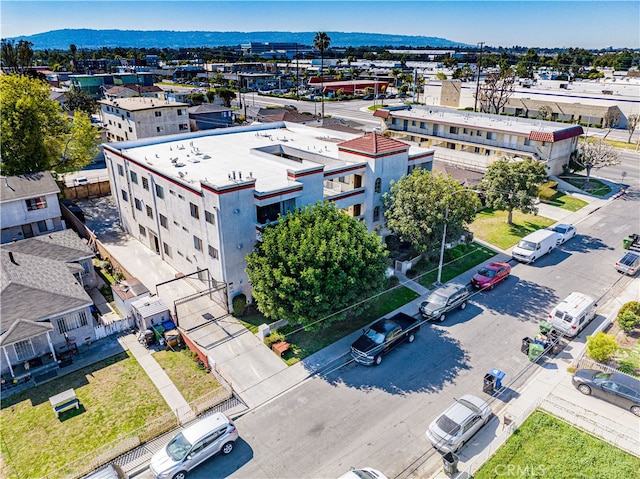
[[383, 170, 480, 256], [313, 32, 331, 120], [601, 109, 619, 140], [69, 43, 77, 71], [572, 140, 621, 187], [57, 112, 101, 173], [476, 68, 516, 114], [215, 87, 236, 108], [1, 39, 33, 74], [246, 202, 388, 330], [0, 75, 98, 175], [481, 157, 547, 225], [626, 114, 639, 143], [65, 88, 97, 115]]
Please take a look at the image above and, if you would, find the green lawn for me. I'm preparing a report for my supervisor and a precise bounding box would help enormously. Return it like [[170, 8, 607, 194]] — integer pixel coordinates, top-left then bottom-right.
[[560, 174, 612, 197], [0, 353, 170, 479], [469, 209, 556, 250], [542, 192, 588, 212], [153, 348, 223, 402], [474, 411, 640, 479]]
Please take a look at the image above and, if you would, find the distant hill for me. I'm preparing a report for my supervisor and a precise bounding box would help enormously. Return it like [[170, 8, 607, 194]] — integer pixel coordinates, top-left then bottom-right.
[[10, 29, 471, 50]]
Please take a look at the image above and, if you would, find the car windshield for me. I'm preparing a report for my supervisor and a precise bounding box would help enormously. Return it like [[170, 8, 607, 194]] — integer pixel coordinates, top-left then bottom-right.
[[365, 328, 386, 344], [553, 226, 568, 234], [166, 432, 192, 461], [427, 292, 448, 306], [517, 240, 536, 251], [436, 414, 461, 436], [477, 268, 496, 278], [351, 471, 377, 479]]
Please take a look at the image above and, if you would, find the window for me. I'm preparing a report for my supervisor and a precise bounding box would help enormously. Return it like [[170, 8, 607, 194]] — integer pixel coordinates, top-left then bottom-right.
[[208, 245, 219, 259], [373, 206, 381, 222], [135, 198, 142, 211], [37, 219, 54, 233], [25, 197, 47, 211], [205, 210, 215, 225], [121, 115, 124, 120], [463, 128, 469, 135], [155, 184, 164, 199], [524, 138, 532, 146], [139, 224, 146, 236], [179, 124, 189, 131], [160, 214, 168, 228], [190, 202, 200, 219], [121, 189, 128, 201], [14, 339, 35, 361], [128, 127, 133, 133], [126, 112, 130, 118], [156, 126, 163, 133], [177, 109, 184, 116], [117, 164, 124, 176], [486, 132, 495, 140], [476, 130, 482, 136], [374, 178, 382, 193], [338, 176, 348, 184], [155, 111, 162, 117], [146, 205, 153, 218], [449, 126, 459, 134], [56, 311, 88, 334], [142, 177, 149, 190], [163, 242, 172, 257], [130, 171, 138, 184], [193, 235, 203, 251], [118, 123, 121, 129]]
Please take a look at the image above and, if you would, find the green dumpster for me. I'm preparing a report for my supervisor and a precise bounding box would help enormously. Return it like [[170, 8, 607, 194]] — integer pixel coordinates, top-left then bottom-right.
[[528, 343, 545, 361], [623, 237, 633, 249]]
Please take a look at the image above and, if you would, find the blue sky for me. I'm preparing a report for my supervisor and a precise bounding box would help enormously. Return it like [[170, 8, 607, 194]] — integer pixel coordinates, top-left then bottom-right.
[[1, 1, 638, 49]]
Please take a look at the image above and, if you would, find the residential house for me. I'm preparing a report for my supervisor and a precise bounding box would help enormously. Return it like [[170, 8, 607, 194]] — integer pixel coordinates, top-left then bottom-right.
[[188, 104, 234, 130], [111, 277, 150, 320], [103, 85, 165, 101], [0, 229, 97, 382], [374, 106, 583, 175], [0, 172, 65, 244], [103, 122, 434, 307], [98, 97, 190, 142]]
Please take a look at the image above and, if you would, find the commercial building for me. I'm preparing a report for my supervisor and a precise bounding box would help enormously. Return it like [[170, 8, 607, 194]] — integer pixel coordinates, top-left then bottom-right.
[[374, 106, 583, 175], [103, 122, 434, 307]]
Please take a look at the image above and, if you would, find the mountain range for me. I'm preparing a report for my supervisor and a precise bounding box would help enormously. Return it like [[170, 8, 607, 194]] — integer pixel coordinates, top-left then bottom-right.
[[11, 29, 471, 50]]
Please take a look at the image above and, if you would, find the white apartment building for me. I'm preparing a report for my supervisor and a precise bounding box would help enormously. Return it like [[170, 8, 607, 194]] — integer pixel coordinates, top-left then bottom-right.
[[103, 122, 434, 308], [374, 106, 584, 175], [98, 97, 190, 142]]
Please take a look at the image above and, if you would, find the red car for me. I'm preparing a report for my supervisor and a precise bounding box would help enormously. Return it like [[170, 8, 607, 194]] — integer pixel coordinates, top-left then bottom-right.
[[471, 262, 511, 290]]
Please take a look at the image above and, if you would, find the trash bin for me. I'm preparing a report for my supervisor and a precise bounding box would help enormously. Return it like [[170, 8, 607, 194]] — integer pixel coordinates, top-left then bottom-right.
[[623, 237, 633, 249], [483, 373, 496, 394], [521, 337, 532, 354], [539, 320, 554, 334], [442, 451, 459, 477], [528, 343, 545, 361], [489, 368, 506, 389]]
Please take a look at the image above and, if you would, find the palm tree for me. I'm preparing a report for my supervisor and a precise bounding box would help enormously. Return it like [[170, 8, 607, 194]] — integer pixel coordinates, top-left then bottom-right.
[[313, 32, 331, 120]]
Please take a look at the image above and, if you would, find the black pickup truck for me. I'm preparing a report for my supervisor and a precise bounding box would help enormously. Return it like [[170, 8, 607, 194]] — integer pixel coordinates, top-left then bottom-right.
[[350, 312, 420, 365]]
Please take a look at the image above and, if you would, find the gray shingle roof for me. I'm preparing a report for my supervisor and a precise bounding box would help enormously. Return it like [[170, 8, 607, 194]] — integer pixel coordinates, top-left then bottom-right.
[[0, 172, 60, 202], [2, 229, 95, 262], [0, 319, 53, 346]]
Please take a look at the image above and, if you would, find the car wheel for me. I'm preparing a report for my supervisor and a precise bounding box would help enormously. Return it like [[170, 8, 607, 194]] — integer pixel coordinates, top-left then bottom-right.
[[172, 472, 187, 479], [577, 384, 592, 395], [408, 333, 415, 343], [438, 313, 446, 322], [221, 441, 234, 455], [631, 405, 640, 417], [374, 355, 383, 366], [460, 301, 467, 310], [489, 283, 495, 291]]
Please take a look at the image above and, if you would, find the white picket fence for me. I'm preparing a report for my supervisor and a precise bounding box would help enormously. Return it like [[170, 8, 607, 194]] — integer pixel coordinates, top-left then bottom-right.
[[94, 316, 135, 340]]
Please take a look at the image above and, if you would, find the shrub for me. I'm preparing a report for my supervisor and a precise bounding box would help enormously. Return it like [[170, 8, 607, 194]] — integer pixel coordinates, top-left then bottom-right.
[[586, 332, 618, 363], [617, 301, 640, 332], [387, 275, 400, 288], [232, 294, 247, 317], [537, 185, 557, 202], [405, 268, 417, 279], [264, 330, 285, 348], [617, 362, 639, 377]]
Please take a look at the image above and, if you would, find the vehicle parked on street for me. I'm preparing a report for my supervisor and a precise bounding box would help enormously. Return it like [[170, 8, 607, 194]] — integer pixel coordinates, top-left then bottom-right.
[[546, 292, 597, 338], [511, 229, 557, 264], [419, 283, 469, 322], [149, 412, 238, 479], [615, 251, 640, 276], [471, 262, 511, 290], [548, 223, 577, 245], [350, 312, 420, 366], [572, 369, 640, 416], [426, 394, 492, 453], [338, 467, 388, 479]]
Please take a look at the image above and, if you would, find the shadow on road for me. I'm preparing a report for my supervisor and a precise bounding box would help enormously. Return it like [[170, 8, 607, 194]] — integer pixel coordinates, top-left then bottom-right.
[[480, 277, 558, 321]]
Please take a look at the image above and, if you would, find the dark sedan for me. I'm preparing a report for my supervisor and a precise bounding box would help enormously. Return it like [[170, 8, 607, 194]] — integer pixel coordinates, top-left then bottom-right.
[[572, 369, 640, 416], [471, 262, 511, 290]]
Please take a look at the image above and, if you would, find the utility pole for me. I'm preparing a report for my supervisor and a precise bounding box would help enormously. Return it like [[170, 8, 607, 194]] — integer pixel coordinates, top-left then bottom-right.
[[296, 43, 299, 101], [474, 42, 485, 113]]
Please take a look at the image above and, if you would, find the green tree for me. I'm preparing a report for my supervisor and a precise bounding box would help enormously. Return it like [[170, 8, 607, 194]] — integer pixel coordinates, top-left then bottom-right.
[[481, 157, 547, 225], [617, 301, 640, 333], [586, 332, 618, 363], [1, 75, 66, 175], [537, 105, 553, 121], [1, 39, 33, 74], [313, 32, 331, 119], [390, 67, 403, 86], [515, 48, 539, 79], [435, 72, 447, 80], [205, 89, 216, 103], [65, 88, 97, 115], [572, 140, 621, 187], [215, 87, 236, 108], [383, 170, 480, 256], [57, 111, 101, 173], [245, 202, 388, 330]]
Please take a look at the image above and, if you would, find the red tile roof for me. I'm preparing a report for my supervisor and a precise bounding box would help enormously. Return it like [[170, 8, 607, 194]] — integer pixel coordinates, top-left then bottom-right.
[[528, 125, 583, 142], [373, 109, 390, 119], [338, 133, 408, 155]]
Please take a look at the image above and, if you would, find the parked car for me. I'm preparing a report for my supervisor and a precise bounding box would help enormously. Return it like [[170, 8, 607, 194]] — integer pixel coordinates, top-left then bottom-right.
[[74, 176, 89, 186], [283, 104, 298, 110], [471, 262, 511, 290], [511, 229, 557, 264], [426, 394, 492, 453], [547, 292, 597, 338], [362, 94, 374, 100], [615, 251, 640, 276], [149, 412, 238, 479], [419, 283, 469, 322], [338, 467, 388, 479], [572, 369, 640, 416], [549, 223, 577, 245], [350, 312, 420, 366]]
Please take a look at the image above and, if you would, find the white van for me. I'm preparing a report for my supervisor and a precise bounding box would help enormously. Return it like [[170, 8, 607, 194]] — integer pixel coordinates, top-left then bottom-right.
[[547, 292, 597, 337], [512, 229, 557, 264]]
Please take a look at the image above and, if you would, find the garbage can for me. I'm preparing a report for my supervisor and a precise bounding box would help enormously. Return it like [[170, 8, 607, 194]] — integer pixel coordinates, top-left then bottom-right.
[[489, 368, 506, 389], [539, 320, 554, 334], [483, 373, 496, 394], [442, 451, 459, 477], [623, 237, 633, 249], [521, 337, 532, 354], [528, 343, 545, 361]]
